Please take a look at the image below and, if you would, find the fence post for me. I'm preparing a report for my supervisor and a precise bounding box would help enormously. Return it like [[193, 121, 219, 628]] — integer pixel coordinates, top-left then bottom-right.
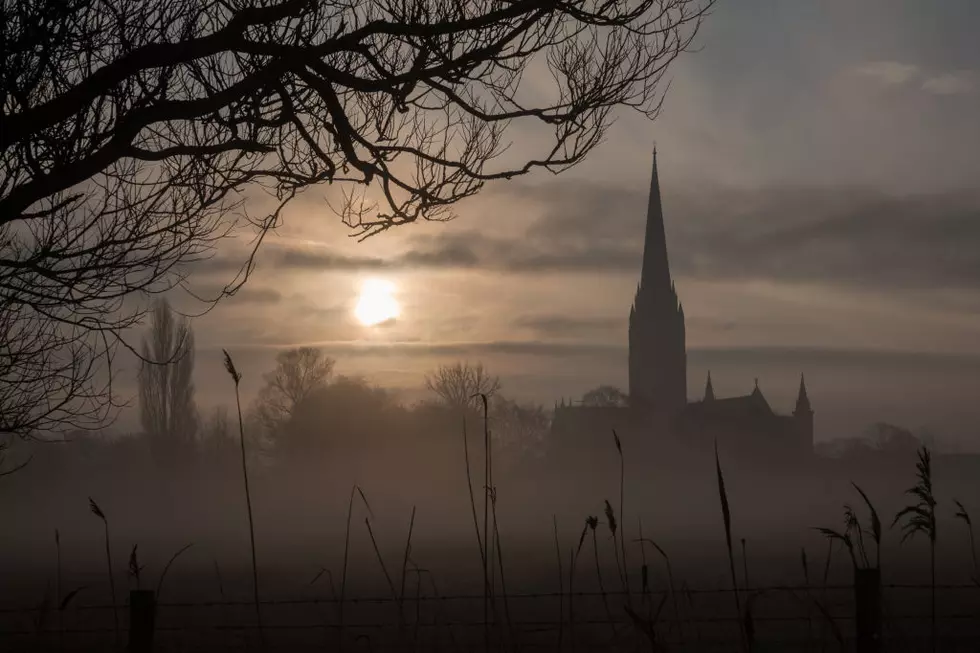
[[854, 568, 881, 653], [128, 589, 156, 653]]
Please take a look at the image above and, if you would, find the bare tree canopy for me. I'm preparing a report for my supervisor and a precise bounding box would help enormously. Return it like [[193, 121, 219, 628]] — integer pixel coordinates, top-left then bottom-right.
[[580, 384, 628, 407], [425, 361, 501, 409], [138, 298, 198, 468], [1, 0, 711, 436], [255, 347, 335, 433]]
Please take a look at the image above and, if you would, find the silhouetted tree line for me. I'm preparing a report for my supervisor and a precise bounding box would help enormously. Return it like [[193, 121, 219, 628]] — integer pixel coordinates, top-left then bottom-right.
[[13, 302, 555, 490]]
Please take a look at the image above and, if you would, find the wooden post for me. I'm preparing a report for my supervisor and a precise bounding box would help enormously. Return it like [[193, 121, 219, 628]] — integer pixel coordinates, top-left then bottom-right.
[[854, 568, 881, 653], [128, 589, 156, 653]]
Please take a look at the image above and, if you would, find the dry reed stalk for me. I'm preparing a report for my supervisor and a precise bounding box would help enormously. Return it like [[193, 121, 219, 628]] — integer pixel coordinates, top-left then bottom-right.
[[88, 497, 119, 651], [476, 393, 492, 653], [613, 431, 630, 605], [953, 500, 978, 584], [892, 446, 937, 653], [634, 537, 682, 646], [853, 483, 882, 570], [714, 443, 745, 651], [399, 506, 417, 643], [491, 488, 514, 652], [222, 350, 264, 652], [462, 418, 487, 573], [553, 515, 564, 653], [339, 483, 357, 652], [156, 543, 194, 600], [741, 538, 750, 591], [569, 521, 590, 653], [364, 517, 397, 600], [802, 547, 813, 652], [55, 529, 63, 653], [819, 539, 833, 653], [604, 499, 628, 606], [637, 519, 649, 603], [588, 516, 617, 644]]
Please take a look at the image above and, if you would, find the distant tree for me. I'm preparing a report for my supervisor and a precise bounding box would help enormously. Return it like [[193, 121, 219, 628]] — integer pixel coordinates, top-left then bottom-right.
[[2, 0, 712, 437], [868, 422, 921, 455], [278, 375, 401, 460], [254, 348, 335, 434], [490, 395, 550, 465], [425, 362, 501, 410], [200, 406, 237, 469], [580, 385, 629, 407], [138, 299, 198, 469]]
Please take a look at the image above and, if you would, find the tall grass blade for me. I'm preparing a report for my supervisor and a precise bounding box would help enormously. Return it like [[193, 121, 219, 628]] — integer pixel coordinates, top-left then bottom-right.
[[954, 499, 978, 583], [224, 349, 264, 652], [741, 538, 749, 590], [588, 516, 617, 644], [852, 483, 882, 569], [714, 443, 744, 650], [476, 393, 491, 653], [55, 529, 63, 653], [156, 543, 194, 600], [892, 446, 937, 653], [88, 497, 118, 651], [364, 516, 397, 600], [339, 483, 356, 651], [635, 537, 682, 647], [553, 515, 564, 653], [802, 548, 813, 652], [613, 430, 630, 606], [399, 505, 417, 641], [492, 491, 514, 652], [462, 418, 487, 575]]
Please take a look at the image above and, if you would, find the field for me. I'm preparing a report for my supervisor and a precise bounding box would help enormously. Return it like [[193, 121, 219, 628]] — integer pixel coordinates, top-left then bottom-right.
[[3, 428, 980, 652]]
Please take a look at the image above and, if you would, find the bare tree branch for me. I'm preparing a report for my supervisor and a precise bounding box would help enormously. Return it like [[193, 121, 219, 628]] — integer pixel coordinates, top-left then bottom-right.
[[1, 0, 712, 437]]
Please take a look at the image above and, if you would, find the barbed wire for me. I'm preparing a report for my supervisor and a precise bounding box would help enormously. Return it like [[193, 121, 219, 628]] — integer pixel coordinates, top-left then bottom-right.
[[1, 582, 976, 615]]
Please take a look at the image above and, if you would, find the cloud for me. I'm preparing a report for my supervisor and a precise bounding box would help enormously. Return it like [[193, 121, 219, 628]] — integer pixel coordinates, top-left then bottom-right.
[[484, 181, 980, 293], [229, 179, 980, 294], [249, 226, 642, 274], [850, 62, 977, 97], [229, 287, 283, 304], [202, 339, 625, 360], [922, 71, 976, 95], [512, 314, 621, 338], [852, 61, 920, 86]]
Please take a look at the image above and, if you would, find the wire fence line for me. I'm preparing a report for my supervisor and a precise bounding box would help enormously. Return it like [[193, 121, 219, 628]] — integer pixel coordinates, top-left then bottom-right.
[[2, 583, 978, 614], [3, 583, 979, 651]]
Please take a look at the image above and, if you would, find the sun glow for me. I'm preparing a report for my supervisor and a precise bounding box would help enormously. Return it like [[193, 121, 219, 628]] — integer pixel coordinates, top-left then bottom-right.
[[354, 279, 400, 326]]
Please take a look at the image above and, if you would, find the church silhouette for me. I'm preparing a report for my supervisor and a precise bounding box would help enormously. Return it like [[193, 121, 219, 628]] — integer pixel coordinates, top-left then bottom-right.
[[551, 152, 814, 463]]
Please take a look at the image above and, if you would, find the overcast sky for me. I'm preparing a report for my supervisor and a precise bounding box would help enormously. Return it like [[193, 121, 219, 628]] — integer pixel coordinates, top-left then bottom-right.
[[133, 0, 980, 446]]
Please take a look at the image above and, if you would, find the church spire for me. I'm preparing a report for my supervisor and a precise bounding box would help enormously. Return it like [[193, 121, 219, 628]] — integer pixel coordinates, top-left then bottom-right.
[[628, 148, 687, 418], [639, 149, 672, 295], [704, 371, 715, 401], [795, 374, 812, 414]]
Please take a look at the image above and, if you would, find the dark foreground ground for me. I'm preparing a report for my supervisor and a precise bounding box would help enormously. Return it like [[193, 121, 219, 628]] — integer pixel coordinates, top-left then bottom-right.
[[4, 445, 980, 650], [2, 537, 979, 652]]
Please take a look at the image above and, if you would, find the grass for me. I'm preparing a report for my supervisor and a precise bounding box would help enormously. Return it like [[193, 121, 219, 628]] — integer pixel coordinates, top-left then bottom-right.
[[893, 446, 938, 653], [19, 406, 980, 653]]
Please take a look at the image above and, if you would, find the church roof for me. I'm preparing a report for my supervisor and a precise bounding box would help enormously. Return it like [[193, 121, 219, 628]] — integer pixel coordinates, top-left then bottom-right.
[[686, 387, 774, 420]]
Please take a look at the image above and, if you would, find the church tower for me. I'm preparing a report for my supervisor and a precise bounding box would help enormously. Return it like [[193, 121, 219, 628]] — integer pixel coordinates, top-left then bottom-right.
[[794, 374, 814, 453], [629, 150, 687, 417]]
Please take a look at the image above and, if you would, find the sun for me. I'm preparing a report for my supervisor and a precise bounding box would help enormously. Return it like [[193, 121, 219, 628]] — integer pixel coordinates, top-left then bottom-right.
[[354, 278, 400, 326]]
